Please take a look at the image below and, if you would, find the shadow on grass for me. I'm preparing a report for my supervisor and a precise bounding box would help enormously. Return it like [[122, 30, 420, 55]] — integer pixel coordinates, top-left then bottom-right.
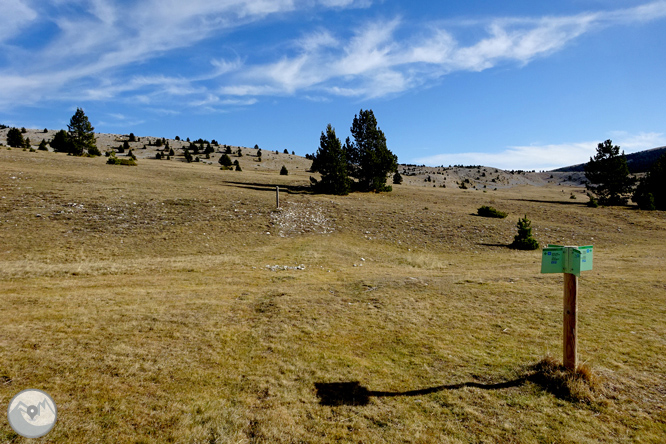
[[314, 378, 527, 406], [508, 198, 587, 207], [315, 357, 603, 406], [477, 242, 512, 248], [222, 180, 313, 195]]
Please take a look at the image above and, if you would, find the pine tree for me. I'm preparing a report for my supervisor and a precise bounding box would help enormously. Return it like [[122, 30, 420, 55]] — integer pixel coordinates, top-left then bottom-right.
[[310, 124, 350, 195], [7, 128, 24, 148], [584, 140, 636, 205], [50, 130, 72, 153], [633, 152, 666, 210], [68, 108, 97, 156], [38, 139, 48, 151], [510, 215, 539, 250], [218, 154, 232, 167], [128, 133, 136, 142], [280, 165, 288, 175], [393, 171, 403, 184], [345, 109, 397, 192]]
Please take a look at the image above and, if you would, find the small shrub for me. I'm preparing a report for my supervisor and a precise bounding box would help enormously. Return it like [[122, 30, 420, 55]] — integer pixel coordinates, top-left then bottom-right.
[[283, 149, 289, 154], [280, 165, 288, 175], [235, 164, 242, 171], [128, 132, 136, 142], [106, 154, 137, 166], [393, 171, 403, 184], [88, 145, 102, 156], [477, 205, 507, 218], [570, 193, 577, 200], [510, 215, 539, 250], [38, 139, 48, 151], [587, 194, 599, 208], [218, 154, 232, 167]]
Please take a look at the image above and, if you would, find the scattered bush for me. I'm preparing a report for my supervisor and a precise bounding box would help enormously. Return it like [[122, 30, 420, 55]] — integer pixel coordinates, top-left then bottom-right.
[[106, 153, 137, 166], [235, 164, 242, 171], [586, 194, 599, 208], [218, 154, 232, 167], [280, 165, 288, 175], [477, 205, 507, 218], [283, 149, 289, 154]]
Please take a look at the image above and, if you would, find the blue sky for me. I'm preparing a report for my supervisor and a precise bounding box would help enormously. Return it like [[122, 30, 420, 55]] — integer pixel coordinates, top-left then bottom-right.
[[1, 0, 665, 170]]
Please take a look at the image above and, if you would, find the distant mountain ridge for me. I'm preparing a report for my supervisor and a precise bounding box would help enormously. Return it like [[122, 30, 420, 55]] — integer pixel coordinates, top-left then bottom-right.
[[553, 146, 666, 173]]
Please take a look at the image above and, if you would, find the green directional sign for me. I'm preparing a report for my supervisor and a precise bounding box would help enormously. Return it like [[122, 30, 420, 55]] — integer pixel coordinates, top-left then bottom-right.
[[578, 245, 593, 272], [541, 246, 564, 274], [541, 245, 593, 276]]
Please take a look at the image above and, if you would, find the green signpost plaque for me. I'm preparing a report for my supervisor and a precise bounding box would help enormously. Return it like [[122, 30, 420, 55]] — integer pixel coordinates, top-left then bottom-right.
[[541, 245, 593, 277]]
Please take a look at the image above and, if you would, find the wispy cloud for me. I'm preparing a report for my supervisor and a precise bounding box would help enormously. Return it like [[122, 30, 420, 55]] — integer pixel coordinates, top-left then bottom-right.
[[218, 1, 666, 99], [1, 0, 665, 109], [412, 132, 666, 171]]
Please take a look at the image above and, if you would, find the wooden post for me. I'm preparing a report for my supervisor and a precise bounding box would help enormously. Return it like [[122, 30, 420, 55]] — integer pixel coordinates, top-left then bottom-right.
[[276, 186, 280, 209], [563, 272, 578, 370]]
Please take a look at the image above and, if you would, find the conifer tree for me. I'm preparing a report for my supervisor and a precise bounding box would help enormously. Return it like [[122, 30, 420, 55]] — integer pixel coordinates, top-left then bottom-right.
[[50, 130, 71, 153], [310, 124, 350, 195], [68, 108, 97, 156], [218, 154, 232, 167], [510, 215, 539, 250], [7, 127, 24, 148], [345, 109, 397, 192], [584, 140, 635, 205], [633, 152, 666, 210]]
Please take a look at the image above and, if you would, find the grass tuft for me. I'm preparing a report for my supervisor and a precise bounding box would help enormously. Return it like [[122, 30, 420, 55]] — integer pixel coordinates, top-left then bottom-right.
[[528, 356, 605, 404]]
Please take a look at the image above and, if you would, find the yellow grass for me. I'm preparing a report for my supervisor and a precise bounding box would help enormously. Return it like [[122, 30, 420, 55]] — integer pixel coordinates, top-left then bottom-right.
[[1, 148, 665, 443]]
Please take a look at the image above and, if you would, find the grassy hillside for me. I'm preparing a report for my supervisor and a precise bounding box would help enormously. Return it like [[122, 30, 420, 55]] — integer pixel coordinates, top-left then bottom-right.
[[1, 144, 665, 442]]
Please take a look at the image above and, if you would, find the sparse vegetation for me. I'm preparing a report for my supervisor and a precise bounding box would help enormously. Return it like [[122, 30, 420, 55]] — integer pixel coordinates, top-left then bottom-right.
[[0, 131, 664, 443]]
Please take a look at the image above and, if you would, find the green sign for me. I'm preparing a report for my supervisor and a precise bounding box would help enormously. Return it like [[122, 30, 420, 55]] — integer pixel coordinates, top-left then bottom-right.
[[541, 245, 593, 276], [541, 246, 564, 274]]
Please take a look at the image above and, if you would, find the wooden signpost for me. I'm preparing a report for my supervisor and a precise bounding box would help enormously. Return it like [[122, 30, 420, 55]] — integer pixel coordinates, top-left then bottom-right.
[[541, 245, 593, 370]]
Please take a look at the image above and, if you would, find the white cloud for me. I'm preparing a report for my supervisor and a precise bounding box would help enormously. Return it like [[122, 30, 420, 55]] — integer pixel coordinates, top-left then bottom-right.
[[412, 132, 666, 171], [0, 0, 37, 43], [1, 0, 665, 108]]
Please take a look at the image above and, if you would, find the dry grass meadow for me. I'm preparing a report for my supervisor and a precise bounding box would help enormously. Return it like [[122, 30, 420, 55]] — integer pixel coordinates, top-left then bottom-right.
[[0, 146, 665, 443]]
